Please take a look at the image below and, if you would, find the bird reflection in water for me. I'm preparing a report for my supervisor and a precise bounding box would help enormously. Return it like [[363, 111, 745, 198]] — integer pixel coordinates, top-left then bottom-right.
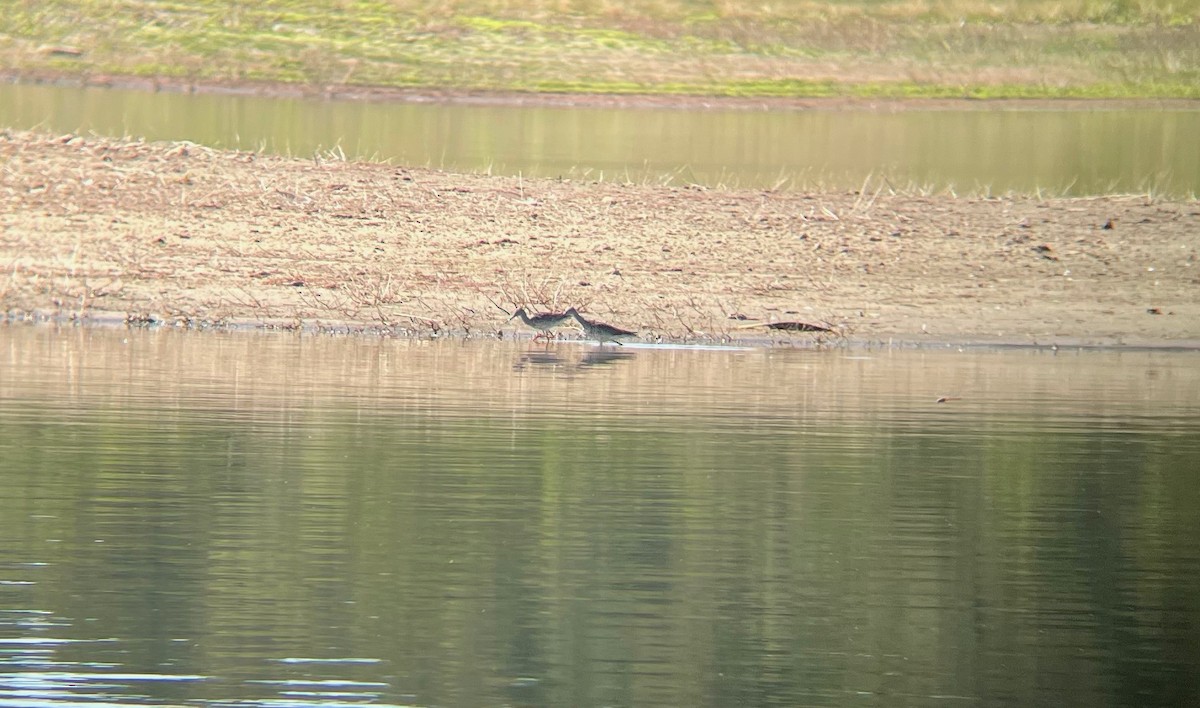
[[576, 349, 635, 369], [511, 346, 635, 372], [512, 349, 568, 371]]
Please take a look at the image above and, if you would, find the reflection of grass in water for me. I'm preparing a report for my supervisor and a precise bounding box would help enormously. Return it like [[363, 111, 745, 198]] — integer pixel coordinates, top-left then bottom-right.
[[183, 129, 1197, 201], [2, 0, 1198, 98]]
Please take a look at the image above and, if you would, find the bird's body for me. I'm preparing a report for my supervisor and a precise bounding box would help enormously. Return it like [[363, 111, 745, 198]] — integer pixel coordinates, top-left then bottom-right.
[[508, 307, 572, 340], [565, 307, 637, 345]]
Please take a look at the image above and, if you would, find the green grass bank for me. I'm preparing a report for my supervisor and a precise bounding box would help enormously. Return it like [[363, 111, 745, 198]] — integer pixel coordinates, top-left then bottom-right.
[[2, 0, 1198, 100]]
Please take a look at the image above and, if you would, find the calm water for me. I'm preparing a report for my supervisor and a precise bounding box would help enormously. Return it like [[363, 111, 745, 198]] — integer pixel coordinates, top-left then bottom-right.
[[2, 325, 1199, 707], [2, 82, 1199, 196]]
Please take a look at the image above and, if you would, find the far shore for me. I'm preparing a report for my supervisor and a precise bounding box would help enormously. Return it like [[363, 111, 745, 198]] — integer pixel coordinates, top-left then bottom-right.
[[6, 70, 1200, 114]]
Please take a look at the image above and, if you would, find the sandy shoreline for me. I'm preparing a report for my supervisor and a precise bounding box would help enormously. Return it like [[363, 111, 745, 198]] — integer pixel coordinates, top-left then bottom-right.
[[2, 129, 1197, 348]]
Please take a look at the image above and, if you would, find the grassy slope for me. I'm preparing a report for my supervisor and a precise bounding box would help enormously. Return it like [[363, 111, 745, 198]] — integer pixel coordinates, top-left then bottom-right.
[[1, 0, 1198, 99]]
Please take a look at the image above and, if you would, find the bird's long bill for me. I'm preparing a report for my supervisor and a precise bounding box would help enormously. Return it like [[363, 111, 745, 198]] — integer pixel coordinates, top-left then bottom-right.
[[506, 312, 519, 322]]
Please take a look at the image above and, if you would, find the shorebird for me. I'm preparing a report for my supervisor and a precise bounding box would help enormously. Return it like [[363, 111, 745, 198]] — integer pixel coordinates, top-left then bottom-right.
[[508, 307, 572, 341], [565, 307, 637, 346]]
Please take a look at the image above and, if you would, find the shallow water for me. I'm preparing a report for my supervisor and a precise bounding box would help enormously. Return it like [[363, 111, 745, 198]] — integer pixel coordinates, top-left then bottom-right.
[[2, 82, 1198, 196], [2, 325, 1199, 707]]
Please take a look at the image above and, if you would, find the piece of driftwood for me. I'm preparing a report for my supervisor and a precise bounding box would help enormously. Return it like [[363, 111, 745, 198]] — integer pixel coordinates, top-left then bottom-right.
[[765, 321, 833, 333], [39, 45, 84, 57]]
